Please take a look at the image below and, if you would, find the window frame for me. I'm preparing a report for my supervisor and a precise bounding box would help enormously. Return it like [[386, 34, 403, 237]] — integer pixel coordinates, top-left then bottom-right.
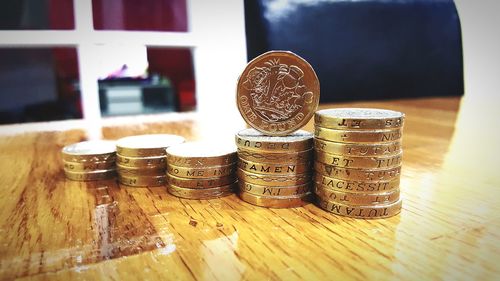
[[0, 0, 248, 138]]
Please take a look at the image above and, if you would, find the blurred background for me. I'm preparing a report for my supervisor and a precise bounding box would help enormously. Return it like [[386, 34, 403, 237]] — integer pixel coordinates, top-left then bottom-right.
[[0, 0, 463, 125]]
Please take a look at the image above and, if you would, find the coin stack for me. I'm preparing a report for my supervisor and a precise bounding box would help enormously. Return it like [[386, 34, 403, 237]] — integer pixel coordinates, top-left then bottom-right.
[[313, 108, 405, 219], [116, 134, 185, 187], [235, 129, 314, 208], [165, 141, 238, 199], [62, 140, 117, 181], [235, 50, 320, 208]]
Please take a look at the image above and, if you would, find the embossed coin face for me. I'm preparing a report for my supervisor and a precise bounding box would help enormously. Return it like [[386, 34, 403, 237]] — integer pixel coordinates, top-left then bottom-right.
[[237, 51, 320, 136]]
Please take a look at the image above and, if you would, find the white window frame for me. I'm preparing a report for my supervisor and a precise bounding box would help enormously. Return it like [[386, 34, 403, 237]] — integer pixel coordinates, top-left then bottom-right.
[[0, 0, 248, 138]]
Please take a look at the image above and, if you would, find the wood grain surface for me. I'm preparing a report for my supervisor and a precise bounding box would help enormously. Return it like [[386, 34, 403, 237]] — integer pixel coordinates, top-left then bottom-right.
[[1, 97, 499, 280]]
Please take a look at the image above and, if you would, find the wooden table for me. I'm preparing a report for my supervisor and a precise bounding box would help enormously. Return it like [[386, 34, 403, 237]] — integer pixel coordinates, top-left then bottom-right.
[[1, 97, 499, 280]]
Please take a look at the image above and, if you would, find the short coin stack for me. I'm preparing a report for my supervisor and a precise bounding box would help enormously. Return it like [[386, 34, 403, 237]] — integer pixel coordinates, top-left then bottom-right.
[[235, 129, 314, 208], [116, 134, 185, 187], [166, 141, 238, 199], [313, 108, 405, 219], [62, 140, 117, 181]]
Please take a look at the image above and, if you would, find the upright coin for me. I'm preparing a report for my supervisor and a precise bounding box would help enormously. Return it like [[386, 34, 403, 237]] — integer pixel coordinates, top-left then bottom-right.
[[237, 51, 320, 135], [61, 140, 116, 162], [116, 134, 185, 157]]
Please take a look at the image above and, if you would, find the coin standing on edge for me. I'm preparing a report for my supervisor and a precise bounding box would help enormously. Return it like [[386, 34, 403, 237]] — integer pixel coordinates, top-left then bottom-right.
[[237, 51, 320, 135]]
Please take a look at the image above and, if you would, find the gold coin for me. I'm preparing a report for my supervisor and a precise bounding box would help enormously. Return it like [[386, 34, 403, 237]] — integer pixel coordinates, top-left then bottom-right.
[[118, 174, 166, 187], [238, 191, 312, 208], [314, 150, 403, 169], [314, 127, 402, 143], [238, 181, 310, 197], [314, 138, 402, 156], [238, 158, 311, 175], [116, 164, 165, 176], [116, 134, 185, 157], [64, 169, 116, 181], [235, 128, 313, 152], [237, 148, 312, 164], [61, 140, 116, 162], [314, 173, 400, 193], [63, 160, 115, 171], [237, 168, 311, 187], [166, 173, 236, 189], [167, 182, 236, 199], [236, 51, 320, 136], [314, 162, 401, 181], [116, 154, 166, 167], [167, 163, 236, 179], [317, 197, 402, 219], [166, 140, 237, 167], [315, 108, 404, 130], [314, 184, 400, 205]]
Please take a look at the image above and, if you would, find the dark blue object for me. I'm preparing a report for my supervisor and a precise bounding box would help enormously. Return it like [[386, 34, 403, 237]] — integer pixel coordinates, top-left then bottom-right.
[[245, 0, 464, 102]]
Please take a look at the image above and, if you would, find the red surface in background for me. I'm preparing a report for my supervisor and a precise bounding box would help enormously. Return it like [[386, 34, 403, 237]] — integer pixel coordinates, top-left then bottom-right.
[[92, 0, 188, 32], [50, 0, 195, 111], [48, 0, 74, 29], [147, 48, 195, 111]]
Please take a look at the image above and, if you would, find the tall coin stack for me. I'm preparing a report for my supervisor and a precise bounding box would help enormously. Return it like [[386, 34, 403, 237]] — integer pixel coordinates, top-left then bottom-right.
[[165, 141, 238, 199], [116, 134, 185, 187], [62, 140, 117, 181], [236, 129, 314, 208], [313, 108, 405, 219], [235, 51, 320, 208]]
